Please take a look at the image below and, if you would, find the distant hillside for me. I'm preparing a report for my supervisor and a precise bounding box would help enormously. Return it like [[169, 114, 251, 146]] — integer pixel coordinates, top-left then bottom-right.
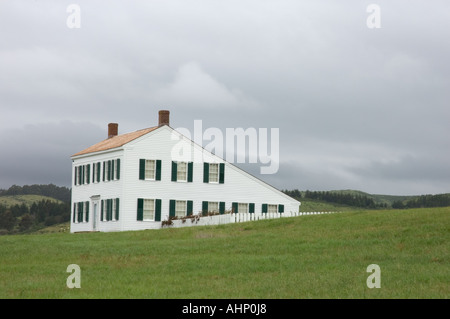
[[0, 194, 63, 207], [283, 189, 450, 210], [0, 184, 71, 203]]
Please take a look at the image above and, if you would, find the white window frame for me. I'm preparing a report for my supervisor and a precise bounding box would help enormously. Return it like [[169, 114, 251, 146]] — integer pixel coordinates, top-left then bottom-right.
[[267, 204, 278, 214], [177, 162, 187, 182], [92, 163, 97, 183], [143, 199, 155, 221], [175, 200, 187, 217], [145, 159, 156, 180], [208, 201, 219, 214], [209, 163, 219, 183], [238, 203, 248, 214]]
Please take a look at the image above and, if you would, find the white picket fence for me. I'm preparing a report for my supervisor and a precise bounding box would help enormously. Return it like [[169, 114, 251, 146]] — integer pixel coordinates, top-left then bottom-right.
[[165, 211, 338, 229]]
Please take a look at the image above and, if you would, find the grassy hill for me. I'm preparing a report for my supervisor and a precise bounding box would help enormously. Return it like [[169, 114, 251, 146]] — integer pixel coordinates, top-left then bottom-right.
[[0, 207, 448, 299], [0, 194, 63, 207]]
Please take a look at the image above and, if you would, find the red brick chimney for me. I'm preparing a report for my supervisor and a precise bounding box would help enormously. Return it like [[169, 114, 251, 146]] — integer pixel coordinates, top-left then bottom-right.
[[158, 110, 170, 126], [108, 123, 118, 138]]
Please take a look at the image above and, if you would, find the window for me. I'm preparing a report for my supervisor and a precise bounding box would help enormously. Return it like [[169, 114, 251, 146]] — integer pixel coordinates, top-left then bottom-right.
[[169, 199, 193, 217], [268, 204, 277, 213], [92, 162, 101, 183], [73, 201, 89, 223], [175, 200, 186, 217], [202, 201, 226, 215], [101, 198, 120, 221], [177, 162, 187, 181], [103, 161, 109, 181], [143, 199, 155, 221], [137, 198, 162, 221], [84, 165, 90, 184], [232, 202, 254, 214], [145, 160, 155, 180], [92, 163, 97, 183], [208, 201, 219, 213], [171, 161, 193, 182], [139, 159, 161, 181], [203, 163, 225, 184], [74, 165, 90, 186], [209, 164, 219, 183], [238, 203, 248, 214], [262, 203, 284, 214]]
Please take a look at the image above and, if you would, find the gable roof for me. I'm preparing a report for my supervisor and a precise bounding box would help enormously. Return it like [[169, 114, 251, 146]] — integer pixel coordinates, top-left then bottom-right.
[[72, 126, 158, 157]]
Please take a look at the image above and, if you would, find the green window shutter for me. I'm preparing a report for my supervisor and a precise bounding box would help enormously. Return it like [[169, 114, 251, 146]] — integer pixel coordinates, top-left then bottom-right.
[[116, 159, 120, 180], [171, 161, 177, 182], [203, 163, 209, 183], [187, 200, 193, 216], [279, 204, 284, 213], [262, 203, 268, 213], [137, 198, 143, 221], [73, 203, 76, 222], [111, 160, 115, 180], [232, 202, 238, 214], [155, 160, 162, 181], [106, 199, 109, 221], [85, 201, 89, 222], [74, 167, 77, 186], [202, 201, 208, 216], [108, 199, 113, 221], [169, 200, 176, 217], [115, 198, 120, 220], [187, 162, 193, 182], [103, 161, 106, 181], [139, 159, 145, 180], [79, 166, 83, 185], [97, 162, 101, 182], [108, 160, 112, 181], [78, 202, 83, 222], [100, 200, 104, 221], [219, 163, 225, 184], [249, 203, 255, 214], [155, 199, 161, 222], [219, 202, 225, 215], [87, 165, 90, 184]]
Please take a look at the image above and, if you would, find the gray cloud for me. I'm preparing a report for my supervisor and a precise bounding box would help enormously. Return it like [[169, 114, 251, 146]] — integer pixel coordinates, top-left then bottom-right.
[[0, 0, 449, 195]]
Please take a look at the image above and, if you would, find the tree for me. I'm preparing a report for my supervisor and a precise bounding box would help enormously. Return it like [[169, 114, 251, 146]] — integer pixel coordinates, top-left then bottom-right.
[[0, 210, 16, 231], [19, 214, 34, 232]]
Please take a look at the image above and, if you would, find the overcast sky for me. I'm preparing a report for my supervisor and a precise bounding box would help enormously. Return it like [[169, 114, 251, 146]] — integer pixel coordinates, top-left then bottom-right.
[[0, 0, 449, 195]]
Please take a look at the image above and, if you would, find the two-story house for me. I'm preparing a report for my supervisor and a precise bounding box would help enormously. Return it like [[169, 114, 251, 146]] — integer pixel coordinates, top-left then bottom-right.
[[70, 110, 300, 232]]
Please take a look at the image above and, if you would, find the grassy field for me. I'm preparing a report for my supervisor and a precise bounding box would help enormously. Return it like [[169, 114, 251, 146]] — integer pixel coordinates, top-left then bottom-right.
[[0, 207, 448, 299]]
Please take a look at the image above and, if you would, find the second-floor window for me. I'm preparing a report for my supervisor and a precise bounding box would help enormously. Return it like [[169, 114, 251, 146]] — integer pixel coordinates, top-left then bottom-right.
[[139, 159, 161, 181], [171, 161, 193, 182]]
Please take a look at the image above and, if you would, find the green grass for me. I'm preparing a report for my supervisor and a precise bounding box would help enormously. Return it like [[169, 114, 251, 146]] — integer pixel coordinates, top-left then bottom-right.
[[0, 207, 448, 299], [299, 199, 359, 212], [0, 194, 62, 207]]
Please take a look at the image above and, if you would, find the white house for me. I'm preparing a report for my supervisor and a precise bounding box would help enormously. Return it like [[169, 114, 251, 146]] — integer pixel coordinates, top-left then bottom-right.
[[70, 110, 300, 233]]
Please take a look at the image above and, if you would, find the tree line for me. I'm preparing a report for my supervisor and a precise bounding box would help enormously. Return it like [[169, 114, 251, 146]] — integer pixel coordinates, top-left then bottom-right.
[[282, 189, 387, 209], [283, 189, 450, 209], [0, 200, 71, 234], [0, 184, 71, 234], [392, 194, 450, 209]]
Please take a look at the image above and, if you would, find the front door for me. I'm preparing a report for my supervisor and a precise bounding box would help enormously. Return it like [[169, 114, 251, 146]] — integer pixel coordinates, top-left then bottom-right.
[[93, 202, 98, 231]]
